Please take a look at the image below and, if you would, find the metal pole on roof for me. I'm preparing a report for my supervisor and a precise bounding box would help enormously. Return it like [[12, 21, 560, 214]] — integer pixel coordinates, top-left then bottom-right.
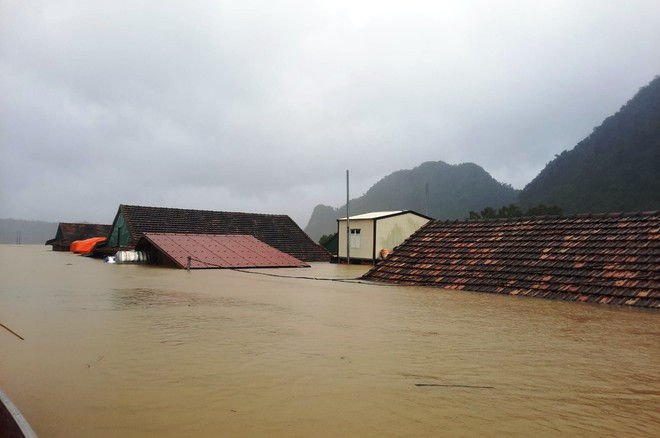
[[346, 169, 350, 265], [425, 182, 429, 216]]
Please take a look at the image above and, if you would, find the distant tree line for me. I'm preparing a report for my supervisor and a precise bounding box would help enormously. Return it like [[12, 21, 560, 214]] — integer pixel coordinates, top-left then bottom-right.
[[318, 233, 337, 246], [468, 204, 562, 220]]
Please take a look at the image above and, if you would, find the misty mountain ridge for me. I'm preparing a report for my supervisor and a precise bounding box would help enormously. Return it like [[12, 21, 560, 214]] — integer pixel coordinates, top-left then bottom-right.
[[6, 76, 659, 245], [305, 161, 519, 241], [305, 75, 660, 241], [519, 75, 660, 212]]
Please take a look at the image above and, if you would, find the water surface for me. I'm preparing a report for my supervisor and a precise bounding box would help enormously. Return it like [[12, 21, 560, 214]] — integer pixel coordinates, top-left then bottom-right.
[[1, 245, 658, 436]]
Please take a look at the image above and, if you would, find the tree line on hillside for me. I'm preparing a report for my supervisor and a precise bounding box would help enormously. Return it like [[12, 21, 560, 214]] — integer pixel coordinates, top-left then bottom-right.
[[519, 75, 660, 213], [468, 204, 562, 220], [304, 161, 519, 241], [319, 233, 337, 247]]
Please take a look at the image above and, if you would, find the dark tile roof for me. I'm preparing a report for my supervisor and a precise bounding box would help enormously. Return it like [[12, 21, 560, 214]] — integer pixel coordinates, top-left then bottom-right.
[[46, 223, 111, 246], [363, 211, 660, 308], [115, 204, 330, 262]]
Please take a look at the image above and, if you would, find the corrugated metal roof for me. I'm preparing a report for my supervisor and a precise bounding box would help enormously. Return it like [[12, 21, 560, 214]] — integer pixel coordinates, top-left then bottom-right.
[[338, 211, 403, 220], [138, 233, 309, 269], [337, 210, 433, 221]]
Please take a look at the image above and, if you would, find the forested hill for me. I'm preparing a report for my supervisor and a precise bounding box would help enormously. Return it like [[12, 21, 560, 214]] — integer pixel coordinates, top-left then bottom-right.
[[0, 218, 58, 244], [304, 161, 519, 241], [519, 76, 660, 213]]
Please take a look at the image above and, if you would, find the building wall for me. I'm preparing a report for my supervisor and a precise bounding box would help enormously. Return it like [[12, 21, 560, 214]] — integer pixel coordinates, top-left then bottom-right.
[[52, 243, 69, 251], [107, 213, 132, 247], [375, 214, 430, 256], [337, 219, 374, 259]]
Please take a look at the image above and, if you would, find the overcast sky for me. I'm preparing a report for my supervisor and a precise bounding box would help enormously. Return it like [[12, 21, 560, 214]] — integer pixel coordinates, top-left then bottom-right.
[[1, 1, 659, 226]]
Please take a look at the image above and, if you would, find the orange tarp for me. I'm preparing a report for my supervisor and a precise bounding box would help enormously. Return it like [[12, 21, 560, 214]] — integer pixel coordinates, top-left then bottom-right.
[[70, 237, 107, 254]]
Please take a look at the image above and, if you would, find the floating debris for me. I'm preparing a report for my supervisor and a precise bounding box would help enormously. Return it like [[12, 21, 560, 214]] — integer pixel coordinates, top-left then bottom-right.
[[0, 322, 24, 341], [415, 383, 494, 389]]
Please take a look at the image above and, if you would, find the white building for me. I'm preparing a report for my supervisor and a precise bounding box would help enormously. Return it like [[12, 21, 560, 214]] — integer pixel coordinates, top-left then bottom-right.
[[337, 211, 432, 262]]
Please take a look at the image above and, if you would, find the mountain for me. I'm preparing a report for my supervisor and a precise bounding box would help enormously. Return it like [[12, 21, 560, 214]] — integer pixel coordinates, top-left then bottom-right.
[[0, 218, 58, 244], [519, 76, 660, 213], [304, 161, 519, 241]]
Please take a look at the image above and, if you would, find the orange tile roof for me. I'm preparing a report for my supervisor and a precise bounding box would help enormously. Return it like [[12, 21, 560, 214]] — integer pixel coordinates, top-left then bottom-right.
[[363, 211, 660, 308]]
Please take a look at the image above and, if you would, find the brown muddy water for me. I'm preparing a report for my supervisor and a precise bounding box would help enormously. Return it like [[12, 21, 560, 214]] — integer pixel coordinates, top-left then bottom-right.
[[1, 245, 658, 437]]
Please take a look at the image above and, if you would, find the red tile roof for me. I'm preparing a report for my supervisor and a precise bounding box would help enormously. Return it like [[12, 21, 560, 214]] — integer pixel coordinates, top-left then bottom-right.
[[136, 233, 309, 269], [112, 204, 330, 262], [363, 211, 660, 308]]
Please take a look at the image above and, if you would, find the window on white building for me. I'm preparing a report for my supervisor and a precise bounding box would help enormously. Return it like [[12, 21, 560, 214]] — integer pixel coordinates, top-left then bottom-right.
[[350, 228, 361, 248]]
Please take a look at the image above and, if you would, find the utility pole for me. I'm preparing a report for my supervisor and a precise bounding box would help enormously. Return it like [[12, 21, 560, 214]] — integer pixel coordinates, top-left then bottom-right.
[[346, 169, 350, 265], [425, 182, 429, 216]]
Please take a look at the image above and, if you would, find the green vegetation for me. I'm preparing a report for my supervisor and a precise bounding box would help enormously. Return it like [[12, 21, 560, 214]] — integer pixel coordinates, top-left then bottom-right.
[[468, 204, 562, 219], [519, 76, 660, 213], [318, 233, 337, 246], [318, 232, 338, 254]]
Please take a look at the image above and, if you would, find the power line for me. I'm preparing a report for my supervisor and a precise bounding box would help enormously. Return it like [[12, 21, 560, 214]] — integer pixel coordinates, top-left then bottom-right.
[[187, 256, 397, 286]]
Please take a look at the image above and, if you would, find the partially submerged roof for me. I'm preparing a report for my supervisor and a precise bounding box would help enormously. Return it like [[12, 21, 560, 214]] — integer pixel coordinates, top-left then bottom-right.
[[363, 211, 660, 308], [136, 233, 309, 269], [46, 222, 111, 246], [338, 210, 431, 221], [107, 204, 330, 262]]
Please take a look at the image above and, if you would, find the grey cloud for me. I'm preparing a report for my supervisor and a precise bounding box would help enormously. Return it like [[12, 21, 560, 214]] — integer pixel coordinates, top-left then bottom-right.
[[1, 0, 659, 226]]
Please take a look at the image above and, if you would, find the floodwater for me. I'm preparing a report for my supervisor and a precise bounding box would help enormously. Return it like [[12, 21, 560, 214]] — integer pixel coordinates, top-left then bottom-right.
[[1, 245, 658, 437]]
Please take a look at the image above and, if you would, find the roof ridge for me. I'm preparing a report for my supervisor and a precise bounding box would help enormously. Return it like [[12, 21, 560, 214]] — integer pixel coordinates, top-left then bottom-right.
[[338, 209, 432, 220], [111, 204, 330, 262], [455, 210, 660, 224], [120, 204, 288, 217], [59, 222, 110, 226]]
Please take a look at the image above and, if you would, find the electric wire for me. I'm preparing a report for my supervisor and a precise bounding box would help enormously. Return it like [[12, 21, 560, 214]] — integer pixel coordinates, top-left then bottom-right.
[[187, 256, 396, 286]]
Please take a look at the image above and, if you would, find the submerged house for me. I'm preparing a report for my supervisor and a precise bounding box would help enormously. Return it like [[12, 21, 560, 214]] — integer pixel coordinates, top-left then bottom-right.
[[97, 204, 330, 262], [337, 211, 432, 263], [46, 223, 111, 251], [135, 233, 310, 269], [363, 211, 660, 308]]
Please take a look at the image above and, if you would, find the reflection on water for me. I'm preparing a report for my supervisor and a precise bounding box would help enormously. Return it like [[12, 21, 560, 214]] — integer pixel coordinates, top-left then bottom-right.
[[112, 287, 229, 308], [0, 245, 659, 437]]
